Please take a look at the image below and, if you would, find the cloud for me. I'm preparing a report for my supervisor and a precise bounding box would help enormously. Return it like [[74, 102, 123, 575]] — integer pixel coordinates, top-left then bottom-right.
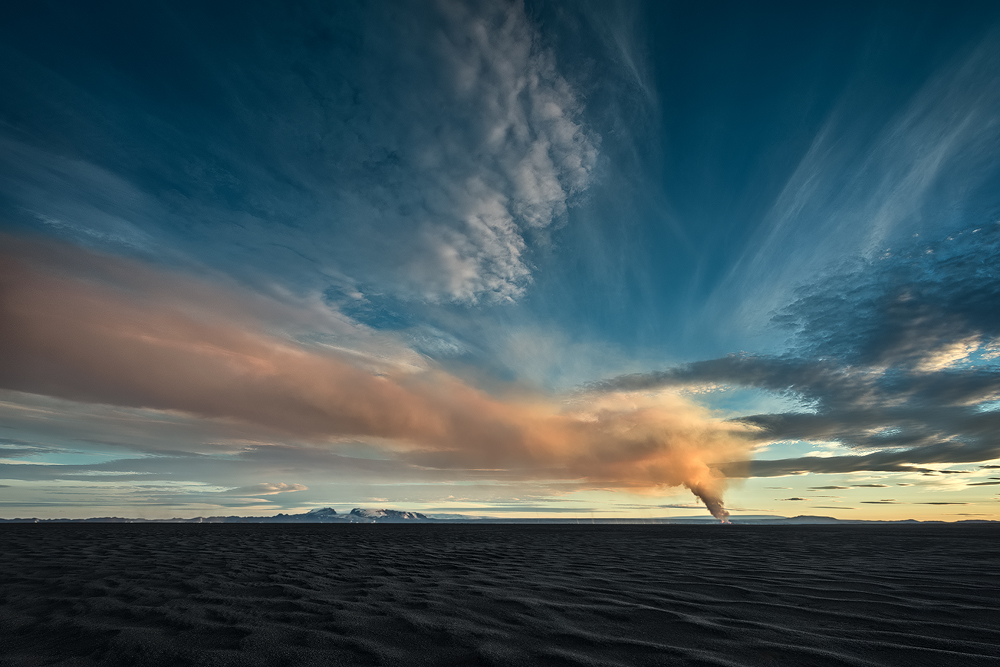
[[0, 439, 60, 459], [701, 29, 1000, 338], [0, 237, 753, 519], [598, 351, 1000, 476], [0, 0, 596, 305], [386, 0, 598, 302], [225, 483, 307, 496], [809, 486, 849, 490], [776, 226, 1000, 370], [593, 225, 1000, 478]]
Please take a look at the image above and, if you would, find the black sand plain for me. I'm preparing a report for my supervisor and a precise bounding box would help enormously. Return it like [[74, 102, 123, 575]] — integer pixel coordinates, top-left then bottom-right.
[[1, 524, 998, 666]]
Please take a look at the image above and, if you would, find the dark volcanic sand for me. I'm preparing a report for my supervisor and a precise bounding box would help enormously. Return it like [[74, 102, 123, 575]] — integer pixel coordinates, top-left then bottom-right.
[[1, 525, 999, 666]]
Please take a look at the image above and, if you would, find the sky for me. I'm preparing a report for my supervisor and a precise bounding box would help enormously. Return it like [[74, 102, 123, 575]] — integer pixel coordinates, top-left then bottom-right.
[[2, 0, 1000, 521]]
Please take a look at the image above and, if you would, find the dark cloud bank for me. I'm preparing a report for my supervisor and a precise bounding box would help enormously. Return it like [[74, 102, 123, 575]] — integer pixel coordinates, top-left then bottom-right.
[[594, 224, 1000, 477]]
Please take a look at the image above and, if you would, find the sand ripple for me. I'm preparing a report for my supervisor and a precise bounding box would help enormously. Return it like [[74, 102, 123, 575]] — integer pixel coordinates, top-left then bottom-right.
[[1, 524, 998, 666]]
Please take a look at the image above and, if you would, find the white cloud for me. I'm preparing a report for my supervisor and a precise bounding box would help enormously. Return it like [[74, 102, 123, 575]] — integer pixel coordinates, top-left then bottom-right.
[[379, 0, 598, 302], [703, 30, 1000, 339], [914, 335, 981, 373]]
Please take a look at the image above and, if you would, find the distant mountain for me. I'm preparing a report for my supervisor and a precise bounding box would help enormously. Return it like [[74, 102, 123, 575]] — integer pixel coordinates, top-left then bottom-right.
[[300, 508, 341, 521], [0, 510, 993, 524], [0, 507, 431, 524], [347, 508, 429, 522]]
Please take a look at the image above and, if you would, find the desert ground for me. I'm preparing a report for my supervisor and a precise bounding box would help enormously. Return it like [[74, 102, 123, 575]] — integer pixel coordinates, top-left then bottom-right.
[[1, 524, 998, 666]]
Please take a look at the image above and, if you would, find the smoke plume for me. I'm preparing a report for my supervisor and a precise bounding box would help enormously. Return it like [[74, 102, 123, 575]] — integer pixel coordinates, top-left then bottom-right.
[[0, 237, 752, 517]]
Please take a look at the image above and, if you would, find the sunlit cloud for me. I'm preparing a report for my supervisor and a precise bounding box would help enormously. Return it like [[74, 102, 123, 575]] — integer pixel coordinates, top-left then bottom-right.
[[0, 237, 755, 518]]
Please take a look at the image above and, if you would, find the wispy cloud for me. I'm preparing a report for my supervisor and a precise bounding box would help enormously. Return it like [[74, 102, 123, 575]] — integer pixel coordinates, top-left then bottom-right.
[[224, 483, 307, 496], [702, 30, 1000, 338]]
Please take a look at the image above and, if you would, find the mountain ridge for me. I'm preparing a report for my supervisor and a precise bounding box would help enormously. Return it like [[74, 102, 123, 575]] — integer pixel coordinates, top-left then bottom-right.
[[0, 508, 994, 524]]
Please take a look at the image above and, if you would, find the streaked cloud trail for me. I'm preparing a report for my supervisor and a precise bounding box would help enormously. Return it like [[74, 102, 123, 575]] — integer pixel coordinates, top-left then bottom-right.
[[0, 237, 752, 519], [701, 28, 1000, 342]]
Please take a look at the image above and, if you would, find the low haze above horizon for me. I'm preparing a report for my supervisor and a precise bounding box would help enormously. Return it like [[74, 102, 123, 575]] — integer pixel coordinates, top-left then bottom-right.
[[3, 0, 1000, 521]]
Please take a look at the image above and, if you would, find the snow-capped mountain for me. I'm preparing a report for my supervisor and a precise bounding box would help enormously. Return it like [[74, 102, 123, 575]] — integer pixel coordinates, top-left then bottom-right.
[[347, 508, 429, 522]]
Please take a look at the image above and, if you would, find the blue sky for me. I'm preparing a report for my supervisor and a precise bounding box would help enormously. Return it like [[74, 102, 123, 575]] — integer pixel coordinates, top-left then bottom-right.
[[2, 0, 1000, 520]]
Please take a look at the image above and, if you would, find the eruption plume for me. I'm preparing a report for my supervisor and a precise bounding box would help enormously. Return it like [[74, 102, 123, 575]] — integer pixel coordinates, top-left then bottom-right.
[[0, 237, 754, 516], [688, 482, 731, 523]]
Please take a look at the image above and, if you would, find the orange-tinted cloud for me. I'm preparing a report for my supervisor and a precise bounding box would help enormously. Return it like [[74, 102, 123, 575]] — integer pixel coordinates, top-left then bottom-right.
[[0, 236, 755, 518]]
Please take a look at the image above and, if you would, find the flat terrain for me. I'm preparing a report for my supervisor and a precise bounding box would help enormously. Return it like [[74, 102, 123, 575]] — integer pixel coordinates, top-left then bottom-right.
[[1, 524, 998, 666]]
